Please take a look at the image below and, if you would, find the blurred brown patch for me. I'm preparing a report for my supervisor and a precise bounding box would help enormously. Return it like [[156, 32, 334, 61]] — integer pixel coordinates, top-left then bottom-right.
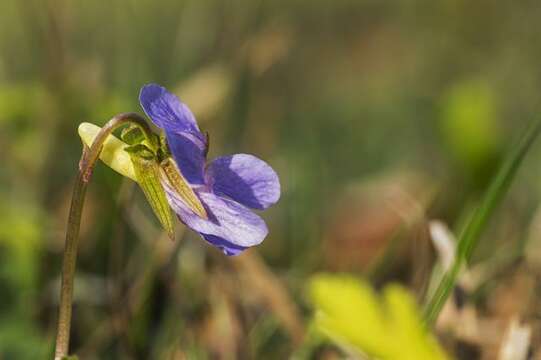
[[437, 264, 539, 359], [322, 171, 436, 287]]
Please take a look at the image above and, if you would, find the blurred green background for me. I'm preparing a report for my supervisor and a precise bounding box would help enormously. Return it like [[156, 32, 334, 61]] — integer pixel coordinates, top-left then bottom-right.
[[2, 0, 541, 358]]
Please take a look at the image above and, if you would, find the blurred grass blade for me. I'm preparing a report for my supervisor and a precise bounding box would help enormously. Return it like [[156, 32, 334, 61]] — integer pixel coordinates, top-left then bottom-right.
[[423, 118, 541, 326]]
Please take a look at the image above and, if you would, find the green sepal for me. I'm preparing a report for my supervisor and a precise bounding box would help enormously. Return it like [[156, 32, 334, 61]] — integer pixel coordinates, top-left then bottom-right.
[[124, 144, 155, 160], [129, 154, 175, 239], [121, 124, 161, 154], [155, 132, 170, 161], [160, 157, 207, 219], [121, 125, 146, 145]]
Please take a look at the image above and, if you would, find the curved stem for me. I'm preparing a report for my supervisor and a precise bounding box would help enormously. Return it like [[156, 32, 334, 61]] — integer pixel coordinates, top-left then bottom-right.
[[54, 113, 152, 360]]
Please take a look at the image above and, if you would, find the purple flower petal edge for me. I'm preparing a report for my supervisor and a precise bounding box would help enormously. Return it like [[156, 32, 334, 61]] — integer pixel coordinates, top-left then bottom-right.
[[139, 84, 207, 184], [162, 178, 268, 255], [139, 84, 200, 134], [202, 234, 248, 256], [166, 131, 206, 185], [206, 154, 280, 210]]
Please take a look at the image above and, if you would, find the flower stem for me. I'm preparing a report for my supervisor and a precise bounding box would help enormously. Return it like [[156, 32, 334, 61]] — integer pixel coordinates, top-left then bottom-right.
[[54, 113, 152, 360]]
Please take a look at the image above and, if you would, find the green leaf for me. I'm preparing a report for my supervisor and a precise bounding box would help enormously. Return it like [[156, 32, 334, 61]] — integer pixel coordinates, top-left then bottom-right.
[[130, 154, 175, 239], [423, 118, 541, 325], [78, 122, 137, 181]]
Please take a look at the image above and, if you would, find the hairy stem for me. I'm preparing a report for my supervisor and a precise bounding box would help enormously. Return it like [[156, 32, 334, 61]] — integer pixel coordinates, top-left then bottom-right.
[[54, 113, 151, 360]]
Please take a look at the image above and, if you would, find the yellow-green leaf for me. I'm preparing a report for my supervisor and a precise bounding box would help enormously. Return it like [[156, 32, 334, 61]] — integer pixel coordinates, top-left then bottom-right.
[[308, 274, 448, 360]]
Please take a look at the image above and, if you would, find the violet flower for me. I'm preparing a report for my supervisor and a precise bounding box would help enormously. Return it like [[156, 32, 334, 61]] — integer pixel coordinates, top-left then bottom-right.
[[139, 84, 280, 255]]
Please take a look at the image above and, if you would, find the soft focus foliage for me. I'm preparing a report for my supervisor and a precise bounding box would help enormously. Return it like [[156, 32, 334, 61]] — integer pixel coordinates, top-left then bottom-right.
[[2, 0, 541, 358], [440, 79, 502, 183], [309, 274, 448, 359]]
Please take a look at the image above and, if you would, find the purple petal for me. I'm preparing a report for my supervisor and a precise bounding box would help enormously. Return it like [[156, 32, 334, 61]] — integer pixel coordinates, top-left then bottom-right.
[[139, 84, 207, 184], [162, 181, 268, 255], [139, 83, 201, 134], [201, 234, 248, 256], [166, 131, 206, 185], [206, 154, 280, 210]]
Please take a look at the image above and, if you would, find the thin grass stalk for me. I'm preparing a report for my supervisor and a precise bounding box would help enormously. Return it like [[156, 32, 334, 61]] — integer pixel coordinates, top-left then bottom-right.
[[423, 118, 541, 326]]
